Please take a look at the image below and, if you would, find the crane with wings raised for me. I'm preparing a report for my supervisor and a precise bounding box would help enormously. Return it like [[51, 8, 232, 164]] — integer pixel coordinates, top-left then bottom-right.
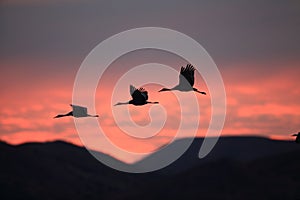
[[114, 85, 159, 106], [159, 64, 206, 95]]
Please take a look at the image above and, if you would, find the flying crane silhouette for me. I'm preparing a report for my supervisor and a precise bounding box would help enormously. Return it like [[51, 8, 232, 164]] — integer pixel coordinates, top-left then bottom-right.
[[54, 104, 99, 118], [291, 132, 300, 143], [114, 85, 159, 106], [159, 64, 206, 95]]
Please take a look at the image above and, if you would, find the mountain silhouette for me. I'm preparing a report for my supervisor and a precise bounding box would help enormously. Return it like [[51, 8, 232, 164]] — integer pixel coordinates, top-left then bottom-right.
[[134, 136, 300, 174], [1, 137, 300, 200]]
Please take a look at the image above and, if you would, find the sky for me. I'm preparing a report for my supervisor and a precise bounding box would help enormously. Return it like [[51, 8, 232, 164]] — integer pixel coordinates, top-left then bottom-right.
[[0, 0, 300, 163]]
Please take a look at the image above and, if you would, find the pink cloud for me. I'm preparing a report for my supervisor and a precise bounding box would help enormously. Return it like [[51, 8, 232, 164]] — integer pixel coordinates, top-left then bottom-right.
[[1, 59, 299, 162]]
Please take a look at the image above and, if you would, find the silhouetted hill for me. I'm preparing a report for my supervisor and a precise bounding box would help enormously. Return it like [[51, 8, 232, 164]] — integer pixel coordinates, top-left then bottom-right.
[[134, 136, 300, 174], [122, 149, 300, 200], [0, 140, 149, 200], [1, 137, 300, 200]]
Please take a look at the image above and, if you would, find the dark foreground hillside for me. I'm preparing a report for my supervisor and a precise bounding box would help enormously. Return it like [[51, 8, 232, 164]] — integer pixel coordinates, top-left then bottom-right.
[[0, 137, 300, 200]]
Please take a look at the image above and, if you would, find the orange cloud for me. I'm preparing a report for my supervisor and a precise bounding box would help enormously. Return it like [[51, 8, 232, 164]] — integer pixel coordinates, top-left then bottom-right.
[[1, 59, 299, 163]]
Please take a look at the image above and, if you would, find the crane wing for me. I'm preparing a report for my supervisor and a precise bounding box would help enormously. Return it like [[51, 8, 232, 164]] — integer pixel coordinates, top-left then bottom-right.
[[139, 88, 148, 100], [179, 64, 195, 87], [130, 85, 148, 103], [71, 104, 88, 117], [130, 85, 136, 96]]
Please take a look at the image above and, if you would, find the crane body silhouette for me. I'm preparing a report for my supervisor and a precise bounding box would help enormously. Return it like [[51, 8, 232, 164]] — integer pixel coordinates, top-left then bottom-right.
[[115, 85, 159, 106], [292, 132, 300, 143], [159, 64, 206, 95], [54, 104, 99, 118]]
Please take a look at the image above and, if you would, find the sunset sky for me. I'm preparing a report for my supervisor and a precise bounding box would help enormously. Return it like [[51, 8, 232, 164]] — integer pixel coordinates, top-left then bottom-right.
[[0, 0, 299, 163]]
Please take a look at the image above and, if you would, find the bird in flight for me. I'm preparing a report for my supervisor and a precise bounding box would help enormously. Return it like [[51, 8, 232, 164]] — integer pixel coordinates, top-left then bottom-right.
[[54, 104, 99, 118], [114, 85, 159, 106], [159, 64, 206, 95], [291, 132, 300, 143]]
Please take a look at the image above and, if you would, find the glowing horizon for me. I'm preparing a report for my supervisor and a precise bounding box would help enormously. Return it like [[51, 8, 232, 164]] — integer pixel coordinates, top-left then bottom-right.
[[1, 1, 299, 163], [1, 57, 299, 163]]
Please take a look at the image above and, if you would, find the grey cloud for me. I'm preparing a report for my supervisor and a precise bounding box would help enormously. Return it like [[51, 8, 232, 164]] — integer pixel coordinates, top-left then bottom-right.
[[0, 0, 299, 67]]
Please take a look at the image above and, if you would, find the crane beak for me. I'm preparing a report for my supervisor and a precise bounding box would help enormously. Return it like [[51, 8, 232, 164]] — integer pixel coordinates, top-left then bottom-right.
[[158, 88, 170, 92]]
